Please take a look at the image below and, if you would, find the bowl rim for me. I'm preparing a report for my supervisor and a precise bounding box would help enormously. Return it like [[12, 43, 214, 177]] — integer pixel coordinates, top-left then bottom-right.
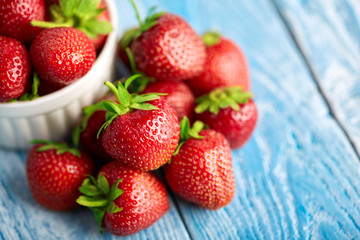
[[0, 0, 118, 118]]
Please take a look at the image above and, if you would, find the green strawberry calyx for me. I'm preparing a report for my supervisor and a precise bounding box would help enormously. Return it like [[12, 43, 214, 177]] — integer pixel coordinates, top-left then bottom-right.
[[29, 139, 81, 157], [124, 47, 155, 93], [119, 0, 165, 50], [172, 117, 205, 156], [202, 32, 221, 47], [97, 75, 167, 137], [72, 101, 106, 147], [9, 74, 40, 103], [195, 86, 253, 115], [76, 174, 123, 233], [31, 0, 112, 39]]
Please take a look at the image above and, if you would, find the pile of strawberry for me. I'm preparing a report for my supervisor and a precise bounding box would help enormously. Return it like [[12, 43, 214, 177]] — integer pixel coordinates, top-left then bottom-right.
[[0, 0, 112, 102], [24, 0, 258, 237]]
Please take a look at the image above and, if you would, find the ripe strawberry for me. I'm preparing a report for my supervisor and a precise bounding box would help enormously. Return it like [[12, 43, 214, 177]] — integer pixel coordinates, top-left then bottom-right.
[[0, 0, 45, 44], [143, 81, 195, 121], [77, 161, 170, 236], [26, 140, 95, 211], [194, 87, 257, 149], [0, 36, 31, 102], [120, 1, 205, 82], [37, 78, 63, 96], [97, 76, 180, 171], [187, 32, 250, 97], [165, 117, 235, 209], [72, 100, 116, 163], [30, 27, 96, 86], [31, 0, 112, 51], [78, 110, 111, 161]]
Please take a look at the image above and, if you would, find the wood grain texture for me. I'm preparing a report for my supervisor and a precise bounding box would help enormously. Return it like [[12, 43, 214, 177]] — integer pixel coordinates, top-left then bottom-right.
[[272, 0, 360, 156], [1, 0, 360, 239], [117, 0, 360, 239], [0, 150, 190, 240]]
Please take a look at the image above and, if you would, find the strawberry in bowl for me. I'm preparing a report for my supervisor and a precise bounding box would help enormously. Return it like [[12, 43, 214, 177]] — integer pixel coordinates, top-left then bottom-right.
[[0, 0, 118, 150]]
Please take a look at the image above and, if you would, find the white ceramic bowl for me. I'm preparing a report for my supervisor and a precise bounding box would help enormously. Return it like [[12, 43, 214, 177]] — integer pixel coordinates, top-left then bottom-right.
[[0, 0, 118, 150]]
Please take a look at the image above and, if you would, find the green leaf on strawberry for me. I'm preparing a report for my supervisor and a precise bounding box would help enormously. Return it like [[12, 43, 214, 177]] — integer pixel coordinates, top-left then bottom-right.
[[77, 174, 124, 233], [119, 0, 165, 50], [29, 139, 81, 157], [173, 117, 205, 156], [195, 86, 253, 115], [97, 76, 167, 138], [31, 0, 112, 40]]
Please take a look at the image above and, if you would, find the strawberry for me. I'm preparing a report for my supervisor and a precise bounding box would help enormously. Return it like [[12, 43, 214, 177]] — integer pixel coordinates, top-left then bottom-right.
[[187, 32, 250, 97], [194, 87, 257, 149], [26, 140, 95, 211], [31, 0, 113, 51], [165, 117, 235, 209], [98, 76, 180, 171], [119, 0, 206, 82], [0, 0, 45, 44], [0, 36, 31, 102], [143, 81, 195, 121], [30, 27, 96, 86], [37, 78, 63, 96], [72, 100, 114, 163], [77, 161, 170, 236]]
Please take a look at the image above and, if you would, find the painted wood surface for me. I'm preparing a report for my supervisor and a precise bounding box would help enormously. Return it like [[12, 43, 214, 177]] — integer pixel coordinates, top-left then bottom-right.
[[273, 0, 360, 156], [1, 0, 360, 239]]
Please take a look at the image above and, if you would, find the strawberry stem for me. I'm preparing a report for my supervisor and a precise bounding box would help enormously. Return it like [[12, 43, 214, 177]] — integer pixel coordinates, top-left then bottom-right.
[[31, 20, 74, 28], [125, 47, 137, 74], [202, 32, 221, 46], [119, 1, 164, 49], [130, 0, 143, 27]]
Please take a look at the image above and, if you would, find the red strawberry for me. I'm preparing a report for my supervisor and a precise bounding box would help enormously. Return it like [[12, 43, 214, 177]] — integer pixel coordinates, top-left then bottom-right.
[[26, 140, 95, 211], [187, 32, 250, 97], [99, 77, 180, 171], [0, 36, 31, 102], [0, 0, 45, 44], [31, 0, 112, 51], [143, 81, 195, 121], [77, 161, 170, 236], [120, 2, 205, 82], [165, 118, 235, 209], [194, 87, 257, 149], [37, 78, 63, 96], [79, 110, 110, 161], [72, 98, 117, 163], [30, 27, 96, 86]]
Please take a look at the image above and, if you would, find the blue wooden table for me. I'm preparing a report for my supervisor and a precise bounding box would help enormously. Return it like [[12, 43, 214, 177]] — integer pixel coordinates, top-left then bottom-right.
[[1, 0, 360, 239]]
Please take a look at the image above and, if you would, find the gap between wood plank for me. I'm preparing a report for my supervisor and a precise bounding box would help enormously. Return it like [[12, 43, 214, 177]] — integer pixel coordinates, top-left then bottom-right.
[[269, 0, 360, 158], [160, 169, 195, 240]]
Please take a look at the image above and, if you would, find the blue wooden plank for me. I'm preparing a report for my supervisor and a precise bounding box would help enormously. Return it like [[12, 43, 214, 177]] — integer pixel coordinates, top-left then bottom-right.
[[0, 149, 190, 240], [1, 0, 360, 240], [115, 0, 360, 239], [272, 0, 360, 155]]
